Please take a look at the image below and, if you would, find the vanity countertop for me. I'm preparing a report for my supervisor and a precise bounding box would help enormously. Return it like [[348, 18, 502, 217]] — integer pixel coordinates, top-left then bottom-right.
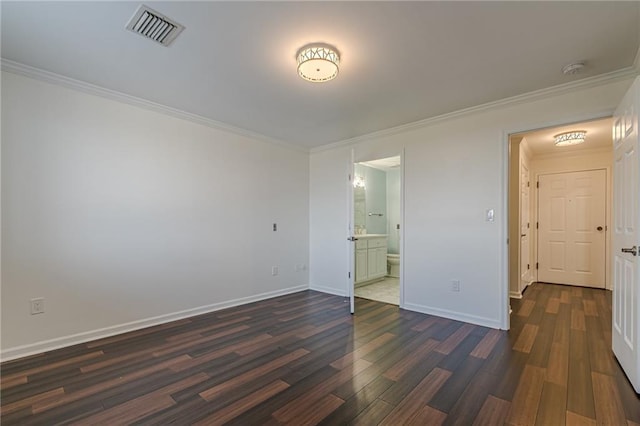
[[355, 234, 387, 238]]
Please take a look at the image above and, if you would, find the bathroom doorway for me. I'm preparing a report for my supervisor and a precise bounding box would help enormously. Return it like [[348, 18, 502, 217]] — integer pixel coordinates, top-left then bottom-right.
[[351, 155, 402, 306]]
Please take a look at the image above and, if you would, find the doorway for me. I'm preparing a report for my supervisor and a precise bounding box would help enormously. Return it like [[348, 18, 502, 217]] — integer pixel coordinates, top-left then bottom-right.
[[508, 117, 613, 298], [350, 155, 402, 306]]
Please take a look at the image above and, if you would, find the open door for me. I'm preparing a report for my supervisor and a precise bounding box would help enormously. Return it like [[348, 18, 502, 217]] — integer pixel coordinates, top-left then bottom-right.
[[612, 76, 639, 392], [347, 149, 355, 314], [519, 154, 531, 292]]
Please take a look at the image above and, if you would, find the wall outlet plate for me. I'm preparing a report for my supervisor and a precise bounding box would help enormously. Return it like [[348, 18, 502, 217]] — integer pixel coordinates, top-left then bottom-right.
[[451, 280, 460, 292], [30, 298, 45, 315]]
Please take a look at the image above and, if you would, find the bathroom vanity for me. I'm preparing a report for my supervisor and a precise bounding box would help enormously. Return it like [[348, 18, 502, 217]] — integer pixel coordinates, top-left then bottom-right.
[[354, 235, 387, 286]]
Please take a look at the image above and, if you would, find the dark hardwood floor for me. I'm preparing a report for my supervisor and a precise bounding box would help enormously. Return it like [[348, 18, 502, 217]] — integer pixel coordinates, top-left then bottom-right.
[[1, 283, 639, 425]]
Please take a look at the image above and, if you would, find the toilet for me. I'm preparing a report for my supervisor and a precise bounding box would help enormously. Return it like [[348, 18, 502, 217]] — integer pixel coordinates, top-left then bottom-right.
[[387, 254, 400, 278]]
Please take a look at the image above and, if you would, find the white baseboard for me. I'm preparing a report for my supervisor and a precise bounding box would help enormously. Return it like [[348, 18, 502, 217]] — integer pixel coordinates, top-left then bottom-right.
[[402, 302, 503, 330], [1, 284, 308, 362], [509, 290, 523, 299], [309, 284, 347, 297]]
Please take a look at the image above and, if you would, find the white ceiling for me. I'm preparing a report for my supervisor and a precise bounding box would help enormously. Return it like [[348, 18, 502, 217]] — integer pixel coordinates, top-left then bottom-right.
[[2, 2, 639, 149], [516, 117, 613, 156], [359, 156, 401, 172]]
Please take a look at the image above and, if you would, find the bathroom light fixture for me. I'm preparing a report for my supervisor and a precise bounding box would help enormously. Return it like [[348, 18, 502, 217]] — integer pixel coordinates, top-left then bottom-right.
[[554, 131, 586, 146], [297, 44, 340, 82]]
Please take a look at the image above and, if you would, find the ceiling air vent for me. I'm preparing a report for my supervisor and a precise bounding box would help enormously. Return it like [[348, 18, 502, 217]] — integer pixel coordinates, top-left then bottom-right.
[[126, 5, 184, 47]]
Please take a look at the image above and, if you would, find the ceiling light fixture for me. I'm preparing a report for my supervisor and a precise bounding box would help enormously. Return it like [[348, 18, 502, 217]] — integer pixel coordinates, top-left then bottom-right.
[[554, 131, 586, 146], [297, 44, 340, 83], [562, 62, 585, 75]]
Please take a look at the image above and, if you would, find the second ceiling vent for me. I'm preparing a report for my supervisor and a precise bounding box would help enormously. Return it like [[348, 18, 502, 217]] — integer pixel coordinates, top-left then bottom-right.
[[126, 5, 184, 47]]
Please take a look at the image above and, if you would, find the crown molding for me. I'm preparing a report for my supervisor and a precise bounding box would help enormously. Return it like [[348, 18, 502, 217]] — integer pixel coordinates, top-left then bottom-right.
[[311, 66, 639, 154], [1, 59, 309, 154], [3, 58, 636, 157]]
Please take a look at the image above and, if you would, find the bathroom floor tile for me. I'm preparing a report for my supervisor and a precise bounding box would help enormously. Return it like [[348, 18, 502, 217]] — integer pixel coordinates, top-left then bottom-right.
[[355, 277, 399, 305]]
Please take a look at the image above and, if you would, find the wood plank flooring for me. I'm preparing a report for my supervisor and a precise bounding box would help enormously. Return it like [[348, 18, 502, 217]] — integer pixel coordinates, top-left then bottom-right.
[[1, 283, 638, 425]]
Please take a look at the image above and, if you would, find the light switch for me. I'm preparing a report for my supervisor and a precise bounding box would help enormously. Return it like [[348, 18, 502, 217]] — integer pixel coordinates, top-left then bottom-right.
[[486, 209, 495, 222]]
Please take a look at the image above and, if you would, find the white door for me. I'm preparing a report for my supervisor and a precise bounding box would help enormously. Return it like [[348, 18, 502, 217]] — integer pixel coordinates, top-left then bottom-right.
[[612, 76, 640, 392], [537, 170, 606, 287], [519, 157, 531, 292], [348, 150, 356, 314]]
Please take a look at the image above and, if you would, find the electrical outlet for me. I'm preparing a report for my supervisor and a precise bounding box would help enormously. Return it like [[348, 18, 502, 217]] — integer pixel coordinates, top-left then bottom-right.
[[30, 298, 45, 315], [451, 280, 460, 292], [272, 266, 278, 276]]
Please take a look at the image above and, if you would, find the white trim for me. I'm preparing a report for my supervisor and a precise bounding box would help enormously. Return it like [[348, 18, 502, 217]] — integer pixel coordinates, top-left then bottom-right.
[[510, 290, 523, 299], [0, 59, 309, 154], [0, 285, 308, 362], [403, 302, 504, 330], [312, 67, 639, 154], [348, 149, 355, 314], [501, 128, 510, 330], [309, 284, 347, 297], [399, 148, 406, 309]]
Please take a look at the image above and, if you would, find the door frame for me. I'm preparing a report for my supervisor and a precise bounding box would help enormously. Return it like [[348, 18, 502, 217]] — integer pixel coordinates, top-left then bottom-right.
[[503, 112, 614, 329], [348, 150, 405, 310], [347, 149, 355, 314]]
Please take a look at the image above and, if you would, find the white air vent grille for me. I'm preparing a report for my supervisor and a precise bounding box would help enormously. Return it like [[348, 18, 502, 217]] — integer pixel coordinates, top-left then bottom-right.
[[126, 5, 184, 47]]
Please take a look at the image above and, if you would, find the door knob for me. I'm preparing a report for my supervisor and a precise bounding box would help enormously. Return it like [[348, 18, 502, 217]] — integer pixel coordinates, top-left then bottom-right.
[[521, 234, 526, 237], [621, 246, 637, 256], [596, 226, 603, 231]]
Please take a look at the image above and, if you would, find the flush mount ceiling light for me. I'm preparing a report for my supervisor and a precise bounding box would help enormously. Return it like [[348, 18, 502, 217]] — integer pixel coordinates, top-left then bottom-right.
[[297, 44, 340, 83], [554, 131, 586, 146]]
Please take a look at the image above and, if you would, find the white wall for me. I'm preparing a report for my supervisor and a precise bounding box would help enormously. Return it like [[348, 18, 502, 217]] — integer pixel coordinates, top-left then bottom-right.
[[386, 168, 401, 254], [309, 147, 351, 296], [309, 77, 634, 329], [354, 164, 387, 234], [1, 72, 310, 359]]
